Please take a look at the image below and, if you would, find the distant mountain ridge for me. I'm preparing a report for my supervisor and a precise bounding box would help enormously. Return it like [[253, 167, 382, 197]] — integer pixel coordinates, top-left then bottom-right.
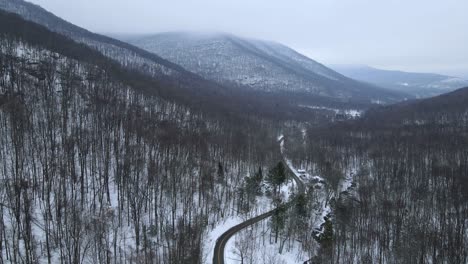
[[331, 64, 468, 98], [128, 32, 405, 103], [362, 86, 468, 126]]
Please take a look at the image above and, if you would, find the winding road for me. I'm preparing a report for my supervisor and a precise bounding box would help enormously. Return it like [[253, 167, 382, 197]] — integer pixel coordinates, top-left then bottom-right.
[[212, 209, 277, 264], [212, 135, 304, 264]]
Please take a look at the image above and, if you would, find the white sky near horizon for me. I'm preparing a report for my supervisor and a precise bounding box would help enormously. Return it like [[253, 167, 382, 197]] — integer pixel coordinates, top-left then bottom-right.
[[28, 0, 468, 78]]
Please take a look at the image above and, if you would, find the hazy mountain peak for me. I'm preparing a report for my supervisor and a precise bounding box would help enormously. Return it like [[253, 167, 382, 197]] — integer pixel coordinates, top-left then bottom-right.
[[129, 31, 403, 102]]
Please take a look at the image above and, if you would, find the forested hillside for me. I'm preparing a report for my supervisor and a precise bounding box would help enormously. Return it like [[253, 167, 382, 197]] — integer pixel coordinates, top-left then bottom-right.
[[282, 93, 468, 263], [0, 11, 283, 263], [363, 86, 468, 126]]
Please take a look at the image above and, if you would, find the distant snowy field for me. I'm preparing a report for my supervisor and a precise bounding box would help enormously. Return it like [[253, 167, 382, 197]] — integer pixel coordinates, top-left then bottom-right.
[[299, 105, 363, 118]]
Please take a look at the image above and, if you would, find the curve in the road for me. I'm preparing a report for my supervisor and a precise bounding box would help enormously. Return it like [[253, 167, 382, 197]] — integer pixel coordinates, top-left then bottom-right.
[[212, 209, 276, 264], [212, 135, 305, 264]]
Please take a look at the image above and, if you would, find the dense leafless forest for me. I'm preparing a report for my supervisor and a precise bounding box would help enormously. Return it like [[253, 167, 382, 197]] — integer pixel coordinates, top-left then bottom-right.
[[282, 101, 468, 263], [0, 12, 284, 263], [0, 2, 467, 264]]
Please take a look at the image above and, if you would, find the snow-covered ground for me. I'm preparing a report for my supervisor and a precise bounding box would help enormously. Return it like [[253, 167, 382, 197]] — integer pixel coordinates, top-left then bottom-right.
[[205, 134, 358, 264], [280, 134, 357, 243], [202, 216, 245, 264], [203, 135, 307, 263], [225, 218, 308, 264], [339, 167, 357, 194], [202, 175, 297, 263], [345, 109, 362, 118], [298, 105, 363, 118]]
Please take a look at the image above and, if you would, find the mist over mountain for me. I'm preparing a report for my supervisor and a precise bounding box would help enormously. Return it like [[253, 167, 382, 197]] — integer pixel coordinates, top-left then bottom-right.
[[1, 0, 363, 120], [128, 32, 405, 104], [331, 64, 468, 98], [0, 0, 189, 77]]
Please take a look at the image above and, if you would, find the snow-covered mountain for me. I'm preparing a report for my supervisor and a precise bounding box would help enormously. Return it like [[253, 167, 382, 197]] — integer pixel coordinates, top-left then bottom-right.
[[331, 64, 468, 98], [128, 32, 404, 103], [0, 0, 195, 79], [1, 0, 312, 120]]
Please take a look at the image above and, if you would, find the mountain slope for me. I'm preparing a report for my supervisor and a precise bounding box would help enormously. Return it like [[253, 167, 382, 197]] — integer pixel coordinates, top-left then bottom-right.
[[0, 10, 283, 263], [0, 0, 338, 121], [362, 86, 468, 126], [129, 32, 405, 103], [304, 93, 468, 264], [0, 0, 200, 79], [331, 64, 468, 98]]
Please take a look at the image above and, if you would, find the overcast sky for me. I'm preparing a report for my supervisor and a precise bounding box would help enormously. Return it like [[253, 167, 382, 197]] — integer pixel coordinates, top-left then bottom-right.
[[29, 0, 468, 77]]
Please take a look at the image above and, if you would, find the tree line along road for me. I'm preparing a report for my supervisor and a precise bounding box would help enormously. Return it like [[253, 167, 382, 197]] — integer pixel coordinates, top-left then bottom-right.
[[212, 136, 305, 264]]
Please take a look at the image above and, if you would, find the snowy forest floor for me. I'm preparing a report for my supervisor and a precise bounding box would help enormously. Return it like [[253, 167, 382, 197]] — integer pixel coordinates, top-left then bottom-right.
[[202, 134, 357, 264]]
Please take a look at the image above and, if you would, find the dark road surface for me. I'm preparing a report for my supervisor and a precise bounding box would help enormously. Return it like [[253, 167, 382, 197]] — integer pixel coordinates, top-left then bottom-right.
[[212, 209, 276, 264]]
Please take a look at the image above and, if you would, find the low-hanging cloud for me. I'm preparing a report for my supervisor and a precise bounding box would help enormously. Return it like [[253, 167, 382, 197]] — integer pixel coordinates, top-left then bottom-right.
[[29, 0, 468, 77]]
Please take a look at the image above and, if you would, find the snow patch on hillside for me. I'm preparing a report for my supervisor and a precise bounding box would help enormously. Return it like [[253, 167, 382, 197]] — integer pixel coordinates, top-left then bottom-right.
[[299, 105, 363, 118], [224, 219, 308, 264]]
